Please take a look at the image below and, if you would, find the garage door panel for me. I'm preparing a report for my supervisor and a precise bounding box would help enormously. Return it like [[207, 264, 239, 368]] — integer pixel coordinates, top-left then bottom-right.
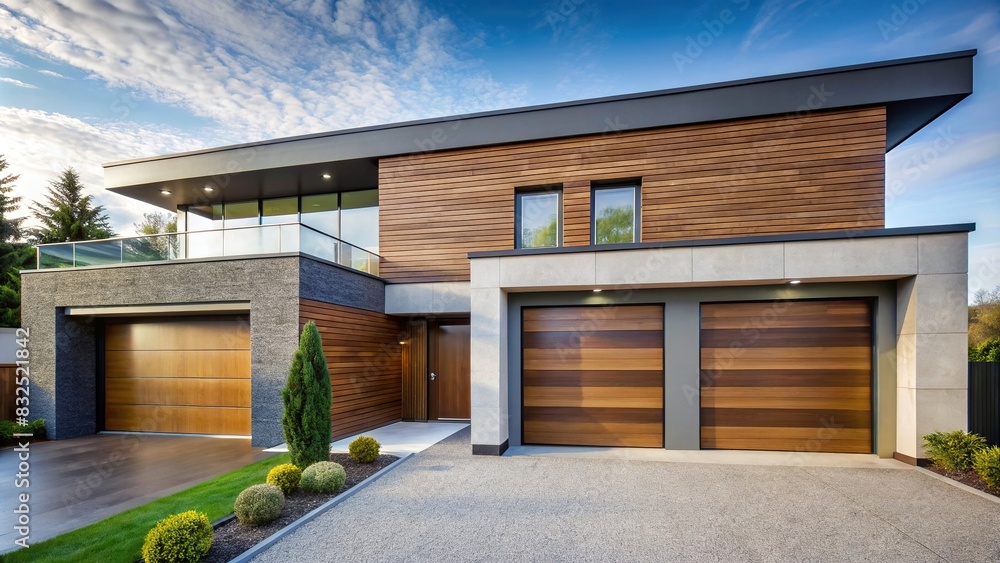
[[106, 405, 251, 435], [104, 316, 251, 436], [701, 327, 872, 348], [105, 378, 251, 408], [522, 330, 663, 349], [524, 431, 662, 448], [701, 299, 873, 454], [106, 350, 251, 378], [524, 348, 663, 371], [524, 386, 663, 409], [702, 369, 872, 387], [106, 318, 250, 351], [524, 370, 664, 388]]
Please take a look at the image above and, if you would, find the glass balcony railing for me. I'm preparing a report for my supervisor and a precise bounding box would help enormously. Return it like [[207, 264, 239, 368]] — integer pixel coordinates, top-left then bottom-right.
[[36, 223, 380, 276]]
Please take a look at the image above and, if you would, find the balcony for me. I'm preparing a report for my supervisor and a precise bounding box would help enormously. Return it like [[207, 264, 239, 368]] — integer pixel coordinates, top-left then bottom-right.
[[35, 223, 380, 276]]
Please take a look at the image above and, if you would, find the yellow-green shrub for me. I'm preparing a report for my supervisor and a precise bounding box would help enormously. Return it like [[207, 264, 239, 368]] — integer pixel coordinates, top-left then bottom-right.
[[266, 463, 302, 495], [973, 446, 1000, 489], [349, 435, 381, 464], [141, 510, 212, 563], [234, 484, 285, 526], [300, 461, 346, 493], [922, 430, 986, 472]]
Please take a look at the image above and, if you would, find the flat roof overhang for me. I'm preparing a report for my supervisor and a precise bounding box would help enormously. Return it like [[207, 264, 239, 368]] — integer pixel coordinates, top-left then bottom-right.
[[104, 50, 975, 210]]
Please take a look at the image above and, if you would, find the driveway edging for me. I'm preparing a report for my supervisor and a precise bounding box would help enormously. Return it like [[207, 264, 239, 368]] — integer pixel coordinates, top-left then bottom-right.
[[228, 452, 413, 563], [914, 466, 1000, 504]]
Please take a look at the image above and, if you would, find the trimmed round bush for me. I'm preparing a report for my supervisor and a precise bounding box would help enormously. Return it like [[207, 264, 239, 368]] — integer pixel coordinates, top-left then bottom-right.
[[141, 510, 212, 563], [349, 435, 381, 464], [267, 463, 302, 495], [973, 446, 1000, 490], [234, 484, 285, 526], [300, 461, 346, 493], [922, 430, 986, 472]]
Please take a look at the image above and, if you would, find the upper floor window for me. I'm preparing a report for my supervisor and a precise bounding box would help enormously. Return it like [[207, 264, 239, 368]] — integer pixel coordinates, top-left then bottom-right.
[[593, 184, 639, 244], [516, 188, 561, 249]]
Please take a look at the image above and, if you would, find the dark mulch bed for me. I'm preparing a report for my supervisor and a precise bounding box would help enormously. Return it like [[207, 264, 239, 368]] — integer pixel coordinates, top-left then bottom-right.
[[927, 464, 1000, 498], [201, 453, 398, 562]]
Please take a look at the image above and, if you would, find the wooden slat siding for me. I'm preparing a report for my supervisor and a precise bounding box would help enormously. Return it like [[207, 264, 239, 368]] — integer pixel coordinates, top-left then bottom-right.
[[104, 317, 251, 435], [562, 180, 591, 246], [522, 305, 664, 447], [700, 300, 873, 454], [379, 107, 886, 282], [401, 319, 428, 420], [0, 365, 15, 422], [299, 299, 403, 440]]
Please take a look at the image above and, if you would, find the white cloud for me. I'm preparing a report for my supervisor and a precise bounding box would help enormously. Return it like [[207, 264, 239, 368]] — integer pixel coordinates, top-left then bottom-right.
[[0, 0, 525, 143], [0, 106, 206, 235], [740, 0, 807, 52], [0, 76, 36, 88], [37, 69, 67, 78], [0, 51, 23, 68]]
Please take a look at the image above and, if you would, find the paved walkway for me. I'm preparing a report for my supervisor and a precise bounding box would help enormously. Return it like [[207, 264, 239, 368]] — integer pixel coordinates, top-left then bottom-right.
[[254, 428, 1000, 562], [265, 421, 469, 456], [0, 433, 274, 549]]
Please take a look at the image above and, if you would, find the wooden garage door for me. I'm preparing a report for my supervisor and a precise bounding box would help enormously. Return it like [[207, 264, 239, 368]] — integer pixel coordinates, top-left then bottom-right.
[[522, 305, 663, 447], [104, 316, 251, 436], [700, 300, 872, 453]]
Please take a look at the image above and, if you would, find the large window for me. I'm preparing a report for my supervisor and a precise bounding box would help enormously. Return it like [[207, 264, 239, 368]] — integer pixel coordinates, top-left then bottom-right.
[[593, 185, 639, 244], [340, 189, 379, 253], [262, 197, 298, 225], [301, 193, 339, 237], [516, 189, 561, 249]]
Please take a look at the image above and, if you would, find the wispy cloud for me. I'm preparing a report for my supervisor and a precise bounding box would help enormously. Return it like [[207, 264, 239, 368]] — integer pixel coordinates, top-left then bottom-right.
[[0, 51, 23, 68], [0, 106, 206, 234], [741, 0, 807, 52], [37, 68, 67, 78], [0, 76, 35, 88], [0, 0, 525, 144]]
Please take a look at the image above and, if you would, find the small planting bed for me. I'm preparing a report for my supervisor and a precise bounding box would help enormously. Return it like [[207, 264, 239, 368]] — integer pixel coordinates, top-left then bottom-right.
[[927, 465, 1000, 498], [202, 453, 398, 562]]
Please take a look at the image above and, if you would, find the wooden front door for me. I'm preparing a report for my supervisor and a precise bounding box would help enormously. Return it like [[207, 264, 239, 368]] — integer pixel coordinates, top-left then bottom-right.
[[429, 322, 471, 420]]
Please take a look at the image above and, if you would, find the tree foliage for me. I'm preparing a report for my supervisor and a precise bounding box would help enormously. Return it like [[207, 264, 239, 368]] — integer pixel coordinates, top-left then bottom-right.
[[281, 321, 332, 468], [969, 285, 1000, 348], [29, 168, 115, 243], [521, 214, 557, 248], [595, 205, 634, 244], [134, 212, 177, 236], [0, 243, 34, 328], [0, 156, 24, 243]]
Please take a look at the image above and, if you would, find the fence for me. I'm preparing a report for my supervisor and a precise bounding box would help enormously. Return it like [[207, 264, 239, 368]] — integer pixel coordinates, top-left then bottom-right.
[[0, 365, 14, 422], [970, 362, 1000, 447]]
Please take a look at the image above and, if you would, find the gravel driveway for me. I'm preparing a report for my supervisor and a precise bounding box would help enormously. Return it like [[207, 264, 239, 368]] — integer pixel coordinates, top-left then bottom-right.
[[253, 428, 1000, 562]]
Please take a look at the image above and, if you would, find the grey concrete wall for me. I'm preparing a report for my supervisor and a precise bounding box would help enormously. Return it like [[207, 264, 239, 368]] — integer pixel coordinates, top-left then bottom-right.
[[21, 256, 302, 446], [505, 282, 897, 456]]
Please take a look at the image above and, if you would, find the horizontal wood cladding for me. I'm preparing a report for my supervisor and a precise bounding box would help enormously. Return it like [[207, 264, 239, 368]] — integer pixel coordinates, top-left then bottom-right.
[[379, 107, 887, 282], [300, 299, 403, 439], [103, 317, 251, 436], [522, 305, 664, 447], [699, 300, 873, 454]]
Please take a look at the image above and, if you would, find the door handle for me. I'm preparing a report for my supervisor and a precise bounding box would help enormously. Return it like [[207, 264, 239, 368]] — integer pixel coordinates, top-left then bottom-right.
[[430, 372, 437, 381]]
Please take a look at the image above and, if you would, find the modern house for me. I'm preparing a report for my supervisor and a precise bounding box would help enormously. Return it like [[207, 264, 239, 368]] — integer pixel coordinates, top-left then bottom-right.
[[22, 50, 975, 465]]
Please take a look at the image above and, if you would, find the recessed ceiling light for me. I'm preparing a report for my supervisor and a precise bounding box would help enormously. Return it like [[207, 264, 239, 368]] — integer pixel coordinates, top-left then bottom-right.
[[160, 189, 171, 195], [322, 173, 332, 180], [788, 280, 801, 284], [204, 185, 215, 193], [593, 289, 602, 293]]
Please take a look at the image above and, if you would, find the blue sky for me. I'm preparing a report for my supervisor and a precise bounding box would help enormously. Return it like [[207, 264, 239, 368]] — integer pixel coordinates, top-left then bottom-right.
[[0, 0, 997, 295]]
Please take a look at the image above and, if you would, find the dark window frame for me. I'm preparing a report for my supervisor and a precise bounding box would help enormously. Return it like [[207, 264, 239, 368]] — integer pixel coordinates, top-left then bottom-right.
[[515, 186, 563, 249], [591, 181, 641, 245]]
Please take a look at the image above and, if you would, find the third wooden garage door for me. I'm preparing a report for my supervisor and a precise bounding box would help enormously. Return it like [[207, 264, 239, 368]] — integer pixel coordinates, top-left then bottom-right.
[[700, 300, 873, 453], [522, 305, 663, 447]]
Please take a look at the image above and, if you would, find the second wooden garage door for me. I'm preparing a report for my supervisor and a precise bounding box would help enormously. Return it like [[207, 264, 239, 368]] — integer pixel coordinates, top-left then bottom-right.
[[522, 305, 663, 447], [104, 316, 251, 436], [700, 300, 873, 453]]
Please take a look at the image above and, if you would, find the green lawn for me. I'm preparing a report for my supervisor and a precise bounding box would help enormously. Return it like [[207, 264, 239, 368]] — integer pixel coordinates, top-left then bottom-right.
[[0, 453, 291, 563]]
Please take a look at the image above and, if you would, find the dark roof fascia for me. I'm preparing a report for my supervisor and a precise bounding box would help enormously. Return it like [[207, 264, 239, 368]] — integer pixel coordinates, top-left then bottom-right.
[[466, 223, 977, 259], [102, 50, 975, 197]]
